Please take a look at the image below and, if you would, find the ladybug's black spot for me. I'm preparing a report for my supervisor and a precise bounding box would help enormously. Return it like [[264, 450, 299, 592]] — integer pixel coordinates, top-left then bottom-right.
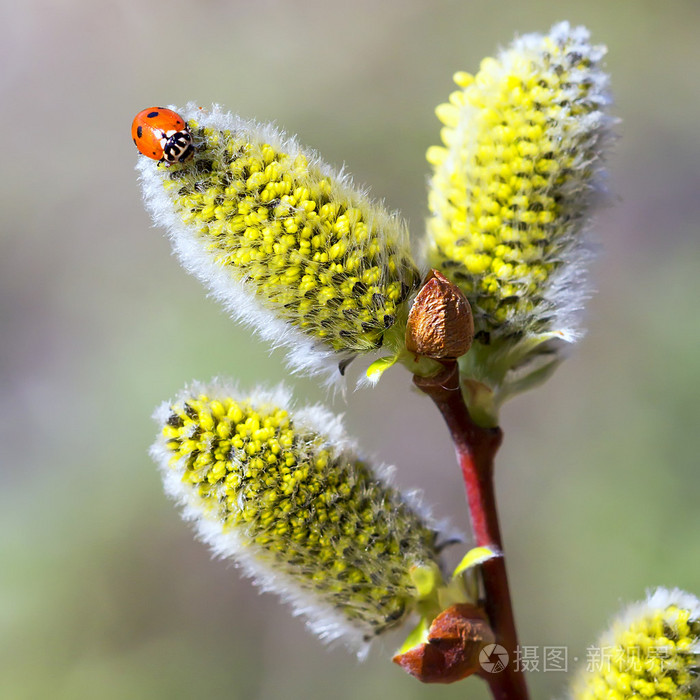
[[136, 126, 143, 138], [147, 111, 159, 118], [152, 151, 157, 156]]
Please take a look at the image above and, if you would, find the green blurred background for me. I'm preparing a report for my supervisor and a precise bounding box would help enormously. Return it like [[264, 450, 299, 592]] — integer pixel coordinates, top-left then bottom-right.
[[1, 0, 698, 698]]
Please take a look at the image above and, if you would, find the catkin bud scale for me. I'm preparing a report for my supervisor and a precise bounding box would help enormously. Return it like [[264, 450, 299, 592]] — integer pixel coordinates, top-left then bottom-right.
[[406, 270, 473, 360]]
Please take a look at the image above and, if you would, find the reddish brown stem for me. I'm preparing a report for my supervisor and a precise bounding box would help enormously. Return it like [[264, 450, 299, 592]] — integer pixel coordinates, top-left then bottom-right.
[[414, 362, 529, 700]]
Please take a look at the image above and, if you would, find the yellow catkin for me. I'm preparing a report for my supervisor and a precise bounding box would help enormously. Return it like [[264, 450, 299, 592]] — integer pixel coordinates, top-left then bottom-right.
[[426, 23, 611, 343], [153, 384, 443, 642], [571, 589, 700, 700], [140, 106, 421, 365]]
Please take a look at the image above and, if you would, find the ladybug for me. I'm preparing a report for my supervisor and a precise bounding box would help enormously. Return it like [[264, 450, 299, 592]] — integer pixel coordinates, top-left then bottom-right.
[[131, 107, 194, 165]]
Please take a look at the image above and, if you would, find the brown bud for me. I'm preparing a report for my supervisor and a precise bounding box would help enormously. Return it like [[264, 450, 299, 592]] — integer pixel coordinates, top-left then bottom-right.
[[406, 270, 473, 359], [393, 603, 494, 684]]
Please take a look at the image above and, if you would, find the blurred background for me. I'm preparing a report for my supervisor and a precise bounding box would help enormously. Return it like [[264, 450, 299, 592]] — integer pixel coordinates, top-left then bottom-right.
[[1, 0, 699, 698]]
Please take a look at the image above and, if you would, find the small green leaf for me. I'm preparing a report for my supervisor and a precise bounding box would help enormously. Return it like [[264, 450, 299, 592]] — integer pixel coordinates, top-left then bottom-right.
[[365, 355, 398, 383], [452, 545, 501, 578], [396, 616, 430, 655]]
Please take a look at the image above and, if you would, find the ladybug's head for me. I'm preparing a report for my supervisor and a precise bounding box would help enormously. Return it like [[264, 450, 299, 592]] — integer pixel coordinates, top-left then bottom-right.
[[163, 129, 194, 165]]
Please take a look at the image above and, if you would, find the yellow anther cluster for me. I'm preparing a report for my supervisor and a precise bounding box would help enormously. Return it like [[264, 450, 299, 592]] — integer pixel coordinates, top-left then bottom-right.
[[572, 590, 700, 700], [426, 23, 610, 341], [158, 389, 442, 637], [161, 118, 420, 355]]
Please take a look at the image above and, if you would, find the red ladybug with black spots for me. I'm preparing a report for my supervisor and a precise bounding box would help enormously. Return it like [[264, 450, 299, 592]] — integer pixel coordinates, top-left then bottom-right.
[[131, 107, 194, 165]]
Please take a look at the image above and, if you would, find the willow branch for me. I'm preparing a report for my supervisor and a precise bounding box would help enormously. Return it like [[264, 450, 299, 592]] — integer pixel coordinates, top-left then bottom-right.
[[414, 362, 529, 700]]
